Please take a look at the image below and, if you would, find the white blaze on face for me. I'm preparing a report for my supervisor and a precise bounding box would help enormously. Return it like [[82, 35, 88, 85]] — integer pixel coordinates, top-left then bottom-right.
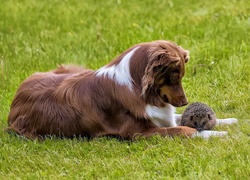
[[96, 47, 140, 91], [146, 104, 177, 127]]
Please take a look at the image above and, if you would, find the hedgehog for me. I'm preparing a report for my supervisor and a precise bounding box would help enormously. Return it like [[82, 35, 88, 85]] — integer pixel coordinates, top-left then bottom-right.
[[181, 102, 217, 131]]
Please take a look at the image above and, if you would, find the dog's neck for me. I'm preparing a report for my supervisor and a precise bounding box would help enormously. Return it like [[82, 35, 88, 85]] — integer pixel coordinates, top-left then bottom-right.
[[94, 45, 176, 127]]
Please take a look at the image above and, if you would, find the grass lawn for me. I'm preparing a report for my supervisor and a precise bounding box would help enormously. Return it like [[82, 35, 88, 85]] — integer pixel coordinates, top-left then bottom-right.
[[0, 0, 250, 179]]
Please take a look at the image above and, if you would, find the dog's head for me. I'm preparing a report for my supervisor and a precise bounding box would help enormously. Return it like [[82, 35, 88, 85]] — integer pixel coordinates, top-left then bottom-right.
[[141, 41, 189, 107]]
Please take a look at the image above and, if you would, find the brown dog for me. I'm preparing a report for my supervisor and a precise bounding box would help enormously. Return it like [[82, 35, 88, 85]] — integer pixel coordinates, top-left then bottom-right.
[[8, 40, 198, 140]]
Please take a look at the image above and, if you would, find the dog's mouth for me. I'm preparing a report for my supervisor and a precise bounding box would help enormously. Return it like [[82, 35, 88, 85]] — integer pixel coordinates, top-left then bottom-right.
[[162, 94, 169, 103], [157, 88, 188, 107], [157, 89, 169, 103]]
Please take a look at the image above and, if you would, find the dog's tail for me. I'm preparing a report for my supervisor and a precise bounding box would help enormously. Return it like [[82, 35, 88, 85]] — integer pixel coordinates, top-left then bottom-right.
[[51, 64, 87, 74]]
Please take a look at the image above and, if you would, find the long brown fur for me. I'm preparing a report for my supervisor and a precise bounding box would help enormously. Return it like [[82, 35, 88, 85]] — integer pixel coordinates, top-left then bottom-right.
[[7, 40, 197, 140]]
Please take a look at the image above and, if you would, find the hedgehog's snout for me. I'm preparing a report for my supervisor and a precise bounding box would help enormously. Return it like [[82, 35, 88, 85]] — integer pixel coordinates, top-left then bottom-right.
[[197, 127, 203, 131]]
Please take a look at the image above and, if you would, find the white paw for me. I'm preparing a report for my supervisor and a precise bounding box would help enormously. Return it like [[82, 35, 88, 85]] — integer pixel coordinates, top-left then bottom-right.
[[216, 118, 238, 125], [192, 130, 228, 139]]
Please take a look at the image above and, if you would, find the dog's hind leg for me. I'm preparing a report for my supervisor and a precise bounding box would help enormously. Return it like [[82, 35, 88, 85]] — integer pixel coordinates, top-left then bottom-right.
[[7, 116, 39, 140]]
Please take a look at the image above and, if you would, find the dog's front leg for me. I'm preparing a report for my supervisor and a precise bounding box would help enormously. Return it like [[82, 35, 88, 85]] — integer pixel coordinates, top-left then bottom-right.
[[134, 126, 197, 139], [133, 126, 229, 139], [165, 126, 198, 137], [215, 118, 238, 125], [175, 114, 182, 125], [165, 127, 229, 139]]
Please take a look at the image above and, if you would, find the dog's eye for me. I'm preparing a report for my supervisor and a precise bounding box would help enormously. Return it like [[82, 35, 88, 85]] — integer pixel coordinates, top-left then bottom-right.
[[156, 89, 161, 95], [170, 76, 178, 83], [160, 67, 167, 73], [153, 66, 161, 72]]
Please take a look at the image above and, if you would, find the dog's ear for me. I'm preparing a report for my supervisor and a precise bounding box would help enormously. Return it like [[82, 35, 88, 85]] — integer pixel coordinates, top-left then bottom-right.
[[178, 46, 190, 63], [141, 50, 179, 101]]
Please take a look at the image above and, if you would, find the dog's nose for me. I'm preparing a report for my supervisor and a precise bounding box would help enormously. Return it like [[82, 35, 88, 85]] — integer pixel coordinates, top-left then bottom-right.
[[181, 100, 188, 106], [171, 96, 188, 107], [178, 97, 188, 107], [173, 100, 188, 107], [180, 95, 188, 106]]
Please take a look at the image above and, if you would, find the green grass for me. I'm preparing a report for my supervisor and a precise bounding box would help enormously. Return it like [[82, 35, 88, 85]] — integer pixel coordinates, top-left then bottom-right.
[[0, 0, 250, 179]]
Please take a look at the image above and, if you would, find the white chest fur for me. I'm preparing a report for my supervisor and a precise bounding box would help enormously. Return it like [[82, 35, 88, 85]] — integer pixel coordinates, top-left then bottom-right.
[[146, 104, 177, 127]]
